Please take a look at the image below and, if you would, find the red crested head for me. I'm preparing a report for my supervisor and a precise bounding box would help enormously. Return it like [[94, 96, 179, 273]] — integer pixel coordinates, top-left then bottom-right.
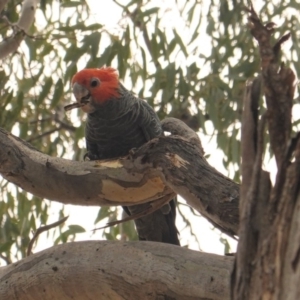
[[71, 68, 120, 112]]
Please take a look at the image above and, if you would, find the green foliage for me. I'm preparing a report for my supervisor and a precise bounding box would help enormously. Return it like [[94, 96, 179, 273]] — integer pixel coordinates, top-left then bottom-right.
[[54, 225, 86, 244], [0, 0, 299, 264]]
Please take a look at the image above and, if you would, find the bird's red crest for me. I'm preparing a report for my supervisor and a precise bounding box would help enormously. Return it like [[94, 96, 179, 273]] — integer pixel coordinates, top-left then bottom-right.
[[72, 67, 120, 103]]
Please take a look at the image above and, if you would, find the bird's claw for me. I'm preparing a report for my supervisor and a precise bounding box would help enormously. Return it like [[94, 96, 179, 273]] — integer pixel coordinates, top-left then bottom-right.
[[84, 152, 99, 161], [129, 147, 137, 156]]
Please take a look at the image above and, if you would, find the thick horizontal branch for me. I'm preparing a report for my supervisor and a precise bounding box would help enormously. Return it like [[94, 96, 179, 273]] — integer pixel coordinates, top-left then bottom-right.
[[0, 241, 233, 300], [0, 128, 175, 206], [0, 118, 239, 235]]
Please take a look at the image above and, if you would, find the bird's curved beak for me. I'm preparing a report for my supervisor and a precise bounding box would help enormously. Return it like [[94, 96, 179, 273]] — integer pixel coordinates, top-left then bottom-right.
[[72, 82, 91, 105], [67, 82, 95, 113]]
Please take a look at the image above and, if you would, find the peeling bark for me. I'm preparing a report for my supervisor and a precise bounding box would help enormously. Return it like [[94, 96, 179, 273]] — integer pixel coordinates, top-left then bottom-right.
[[0, 241, 233, 300], [0, 118, 240, 236]]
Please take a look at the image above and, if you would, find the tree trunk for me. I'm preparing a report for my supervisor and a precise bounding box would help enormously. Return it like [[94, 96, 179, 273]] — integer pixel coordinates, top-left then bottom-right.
[[231, 5, 299, 300]]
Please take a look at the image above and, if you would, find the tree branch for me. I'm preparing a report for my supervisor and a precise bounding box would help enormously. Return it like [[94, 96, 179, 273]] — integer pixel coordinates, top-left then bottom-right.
[[162, 117, 204, 154], [0, 0, 39, 60], [17, 0, 39, 31], [0, 241, 233, 300], [0, 253, 11, 265], [0, 118, 239, 236], [26, 126, 63, 143]]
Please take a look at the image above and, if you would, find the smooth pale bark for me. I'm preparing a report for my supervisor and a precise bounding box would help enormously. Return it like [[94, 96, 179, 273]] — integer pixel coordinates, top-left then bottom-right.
[[0, 241, 233, 300], [0, 0, 39, 59]]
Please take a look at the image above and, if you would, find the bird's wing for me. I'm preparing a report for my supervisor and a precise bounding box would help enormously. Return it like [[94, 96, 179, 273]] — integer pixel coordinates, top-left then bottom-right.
[[124, 98, 180, 246], [136, 99, 163, 141]]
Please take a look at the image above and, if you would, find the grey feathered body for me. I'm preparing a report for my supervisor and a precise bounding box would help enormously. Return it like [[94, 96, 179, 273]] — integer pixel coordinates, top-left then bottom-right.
[[85, 84, 179, 245], [86, 85, 162, 159]]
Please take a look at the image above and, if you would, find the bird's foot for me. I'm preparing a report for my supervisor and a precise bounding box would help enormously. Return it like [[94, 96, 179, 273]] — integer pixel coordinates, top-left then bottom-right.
[[128, 147, 138, 157], [84, 152, 99, 161]]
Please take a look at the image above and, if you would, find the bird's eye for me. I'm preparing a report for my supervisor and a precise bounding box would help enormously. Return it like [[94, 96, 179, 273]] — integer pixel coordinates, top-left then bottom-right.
[[90, 78, 100, 88]]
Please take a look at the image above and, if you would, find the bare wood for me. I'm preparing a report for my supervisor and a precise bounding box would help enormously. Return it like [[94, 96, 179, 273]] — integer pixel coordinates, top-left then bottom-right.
[[240, 77, 260, 202], [0, 241, 233, 300], [0, 118, 240, 236]]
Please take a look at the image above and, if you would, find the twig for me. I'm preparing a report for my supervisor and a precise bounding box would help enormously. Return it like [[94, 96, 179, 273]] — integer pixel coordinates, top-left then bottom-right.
[[29, 117, 52, 124], [93, 194, 175, 231], [26, 126, 62, 143], [177, 203, 203, 248], [27, 216, 69, 256], [54, 109, 77, 132], [0, 253, 11, 265], [56, 119, 76, 132], [29, 115, 76, 132]]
